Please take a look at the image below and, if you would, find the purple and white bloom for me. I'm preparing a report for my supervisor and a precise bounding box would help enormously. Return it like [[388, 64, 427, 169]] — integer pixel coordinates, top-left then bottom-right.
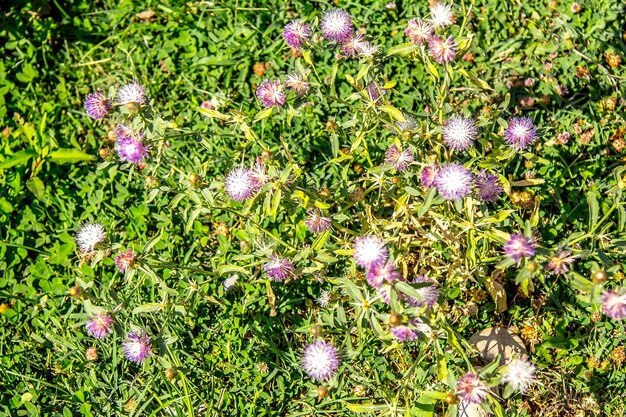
[[302, 340, 340, 381], [305, 209, 332, 234], [434, 163, 473, 201], [474, 171, 503, 202], [429, 2, 455, 27], [283, 20, 311, 49], [601, 289, 626, 320], [443, 116, 477, 151], [116, 136, 149, 165], [224, 166, 255, 202], [391, 324, 419, 342], [545, 248, 575, 275], [358, 42, 379, 59], [264, 254, 294, 281], [353, 235, 388, 269], [503, 233, 536, 263], [420, 165, 439, 189], [405, 275, 440, 308], [378, 285, 392, 304], [84, 91, 111, 119], [385, 144, 414, 171], [341, 33, 368, 57], [250, 160, 269, 192], [503, 117, 538, 151], [504, 358, 536, 393], [76, 223, 106, 253], [366, 260, 400, 288], [456, 372, 489, 404], [428, 35, 457, 64], [86, 312, 114, 339], [115, 123, 134, 141], [365, 82, 387, 102], [256, 79, 285, 108], [123, 330, 152, 363], [320, 9, 353, 42], [117, 81, 146, 106], [405, 19, 433, 45], [115, 249, 136, 273], [285, 73, 310, 96]]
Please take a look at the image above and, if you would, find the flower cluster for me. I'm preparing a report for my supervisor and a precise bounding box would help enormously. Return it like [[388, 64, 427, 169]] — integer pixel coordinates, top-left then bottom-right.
[[405, 3, 457, 64]]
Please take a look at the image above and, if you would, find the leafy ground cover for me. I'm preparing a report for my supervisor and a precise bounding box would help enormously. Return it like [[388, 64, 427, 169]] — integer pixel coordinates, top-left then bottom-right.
[[1, 0, 625, 416]]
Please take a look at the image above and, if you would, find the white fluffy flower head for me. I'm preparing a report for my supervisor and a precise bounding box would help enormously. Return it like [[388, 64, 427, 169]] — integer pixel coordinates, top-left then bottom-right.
[[504, 357, 536, 393], [117, 81, 146, 105], [76, 223, 107, 253], [430, 3, 455, 27]]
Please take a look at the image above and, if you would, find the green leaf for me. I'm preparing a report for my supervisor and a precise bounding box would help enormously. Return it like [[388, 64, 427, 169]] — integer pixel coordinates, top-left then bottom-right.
[[0, 149, 37, 169], [379, 105, 406, 121], [26, 177, 45, 200], [385, 42, 418, 57], [49, 149, 95, 164], [345, 403, 389, 413], [586, 191, 599, 229], [254, 107, 274, 122]]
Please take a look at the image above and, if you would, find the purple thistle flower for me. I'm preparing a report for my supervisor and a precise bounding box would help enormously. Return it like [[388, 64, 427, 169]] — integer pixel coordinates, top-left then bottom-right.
[[117, 81, 146, 106], [225, 166, 256, 202], [283, 20, 311, 49], [264, 254, 294, 281], [285, 73, 310, 96], [420, 165, 439, 189], [256, 79, 285, 108], [365, 82, 387, 102], [405, 275, 440, 308], [474, 171, 503, 202], [405, 19, 433, 45], [545, 248, 575, 275], [116, 136, 149, 165], [378, 285, 392, 304], [84, 91, 111, 119], [456, 372, 489, 404], [442, 116, 477, 151], [305, 209, 332, 234], [341, 33, 368, 58], [391, 324, 419, 342], [302, 340, 340, 381], [366, 260, 400, 288], [503, 117, 538, 151], [250, 159, 269, 192], [503, 233, 536, 263], [601, 289, 626, 320], [115, 249, 136, 273], [86, 312, 114, 339], [428, 35, 457, 64], [385, 144, 414, 171], [434, 163, 473, 201], [123, 330, 152, 363], [114, 123, 134, 141], [321, 9, 353, 42], [353, 235, 388, 269]]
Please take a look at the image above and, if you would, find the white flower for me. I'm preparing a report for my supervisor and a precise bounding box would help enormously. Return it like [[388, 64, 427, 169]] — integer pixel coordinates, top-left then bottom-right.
[[117, 81, 146, 105], [75, 223, 107, 253], [504, 357, 536, 393], [223, 275, 239, 291], [317, 290, 331, 307], [430, 3, 455, 27]]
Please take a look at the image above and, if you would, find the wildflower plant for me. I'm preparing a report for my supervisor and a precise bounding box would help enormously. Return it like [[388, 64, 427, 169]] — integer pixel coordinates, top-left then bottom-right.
[[3, 0, 626, 416]]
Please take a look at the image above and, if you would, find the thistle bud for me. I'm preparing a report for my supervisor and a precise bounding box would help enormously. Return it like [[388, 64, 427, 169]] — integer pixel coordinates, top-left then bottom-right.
[[318, 187, 331, 199], [326, 120, 338, 132], [350, 186, 365, 202], [317, 385, 330, 399], [189, 173, 202, 188], [389, 313, 402, 326], [309, 325, 322, 337], [69, 285, 83, 299], [593, 270, 608, 283], [445, 393, 458, 404], [86, 346, 98, 361], [261, 149, 272, 160], [99, 148, 112, 158], [165, 368, 178, 380], [145, 176, 160, 188], [526, 261, 539, 272]]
